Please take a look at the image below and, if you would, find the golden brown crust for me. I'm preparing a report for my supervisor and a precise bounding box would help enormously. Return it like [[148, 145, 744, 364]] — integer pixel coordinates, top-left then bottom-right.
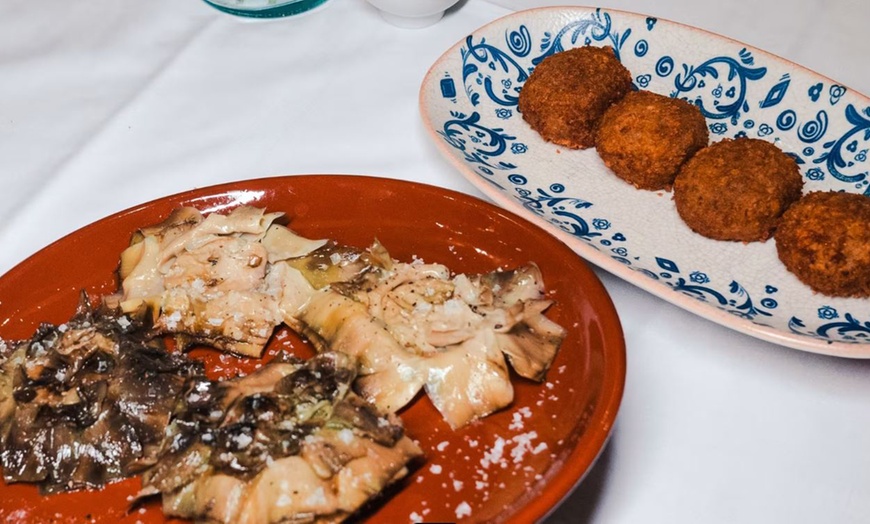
[[518, 46, 632, 149], [672, 138, 803, 242], [595, 90, 709, 190], [774, 191, 870, 298]]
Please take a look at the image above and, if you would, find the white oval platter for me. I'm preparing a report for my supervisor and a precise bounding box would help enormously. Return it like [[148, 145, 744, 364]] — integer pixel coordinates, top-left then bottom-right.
[[419, 6, 870, 357]]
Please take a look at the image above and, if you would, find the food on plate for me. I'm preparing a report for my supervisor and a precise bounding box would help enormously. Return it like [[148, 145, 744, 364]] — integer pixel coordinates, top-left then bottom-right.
[[138, 351, 422, 524], [595, 90, 709, 190], [117, 206, 326, 357], [518, 45, 632, 149], [0, 203, 566, 521], [673, 137, 804, 242], [774, 191, 870, 298], [120, 205, 566, 429], [286, 242, 565, 428], [0, 294, 203, 493]]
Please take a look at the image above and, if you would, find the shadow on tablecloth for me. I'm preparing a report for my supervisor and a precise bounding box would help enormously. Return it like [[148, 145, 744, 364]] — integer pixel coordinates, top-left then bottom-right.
[[547, 438, 613, 523]]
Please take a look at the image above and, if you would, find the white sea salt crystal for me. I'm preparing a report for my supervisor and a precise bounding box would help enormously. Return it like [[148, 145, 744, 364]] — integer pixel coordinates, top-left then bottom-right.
[[191, 278, 206, 293], [455, 501, 472, 519], [305, 487, 327, 506], [481, 437, 505, 469], [510, 431, 540, 464], [164, 310, 182, 330], [338, 428, 355, 444]]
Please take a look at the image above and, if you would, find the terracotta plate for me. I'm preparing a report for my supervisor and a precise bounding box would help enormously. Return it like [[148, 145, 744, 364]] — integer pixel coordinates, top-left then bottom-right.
[[0, 175, 625, 523]]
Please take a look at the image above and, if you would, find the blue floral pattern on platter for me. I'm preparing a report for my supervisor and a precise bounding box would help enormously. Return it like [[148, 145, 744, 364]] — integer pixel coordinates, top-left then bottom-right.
[[421, 7, 870, 356]]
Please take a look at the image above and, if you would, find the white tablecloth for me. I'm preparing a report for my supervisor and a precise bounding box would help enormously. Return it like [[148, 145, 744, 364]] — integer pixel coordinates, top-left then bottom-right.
[[2, 1, 869, 522]]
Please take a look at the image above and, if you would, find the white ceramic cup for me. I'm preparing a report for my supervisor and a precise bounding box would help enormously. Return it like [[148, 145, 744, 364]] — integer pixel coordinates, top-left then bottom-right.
[[366, 0, 461, 28]]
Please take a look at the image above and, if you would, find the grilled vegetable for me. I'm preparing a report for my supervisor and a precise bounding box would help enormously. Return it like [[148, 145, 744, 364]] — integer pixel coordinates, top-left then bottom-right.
[[139, 351, 422, 524], [118, 206, 306, 357], [0, 294, 203, 493], [279, 241, 566, 428]]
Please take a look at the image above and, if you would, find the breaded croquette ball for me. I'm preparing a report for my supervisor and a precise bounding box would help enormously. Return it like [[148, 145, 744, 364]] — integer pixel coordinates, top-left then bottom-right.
[[518, 46, 632, 149], [774, 191, 870, 298], [673, 138, 803, 242], [596, 90, 709, 190]]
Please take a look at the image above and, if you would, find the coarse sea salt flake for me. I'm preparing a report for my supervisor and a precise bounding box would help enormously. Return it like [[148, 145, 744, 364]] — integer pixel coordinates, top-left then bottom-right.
[[338, 428, 355, 444], [510, 407, 532, 430], [533, 442, 548, 454], [191, 278, 206, 293], [305, 487, 327, 506], [455, 501, 472, 519], [163, 310, 182, 330], [429, 464, 442, 474], [480, 437, 505, 469]]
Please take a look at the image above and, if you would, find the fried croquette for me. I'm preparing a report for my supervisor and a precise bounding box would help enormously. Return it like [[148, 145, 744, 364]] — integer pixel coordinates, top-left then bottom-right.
[[596, 90, 709, 190], [774, 191, 870, 298], [518, 45, 632, 149], [673, 138, 803, 242]]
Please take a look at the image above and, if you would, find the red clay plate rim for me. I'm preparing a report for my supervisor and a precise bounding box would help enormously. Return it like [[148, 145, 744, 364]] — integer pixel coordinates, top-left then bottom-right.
[[418, 5, 870, 359], [0, 174, 627, 523]]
